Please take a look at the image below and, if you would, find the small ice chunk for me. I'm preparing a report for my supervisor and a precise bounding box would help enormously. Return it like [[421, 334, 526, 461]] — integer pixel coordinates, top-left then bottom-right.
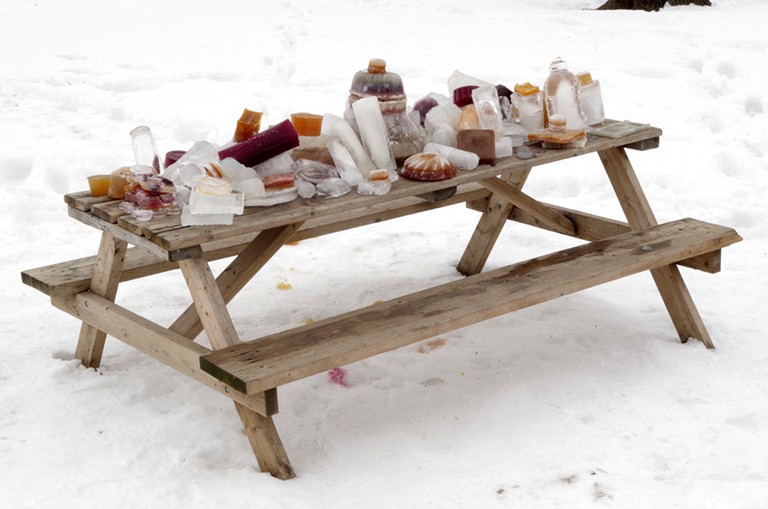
[[296, 180, 316, 198], [253, 151, 295, 177], [515, 145, 535, 160], [327, 138, 363, 186], [495, 137, 514, 158], [162, 141, 220, 182], [423, 142, 479, 171], [291, 158, 338, 183], [426, 127, 457, 148], [425, 106, 452, 133], [218, 158, 257, 182], [316, 178, 352, 198], [232, 177, 266, 201], [357, 179, 392, 196]]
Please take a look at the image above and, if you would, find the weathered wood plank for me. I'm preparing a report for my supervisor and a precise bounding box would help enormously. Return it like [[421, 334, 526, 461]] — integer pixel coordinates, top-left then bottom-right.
[[64, 191, 115, 212], [457, 167, 531, 276], [51, 292, 278, 416], [24, 185, 491, 298], [74, 232, 127, 368], [90, 201, 128, 223], [201, 218, 741, 395], [479, 176, 576, 236], [170, 223, 304, 340], [599, 146, 720, 347], [178, 257, 295, 479], [465, 198, 723, 273]]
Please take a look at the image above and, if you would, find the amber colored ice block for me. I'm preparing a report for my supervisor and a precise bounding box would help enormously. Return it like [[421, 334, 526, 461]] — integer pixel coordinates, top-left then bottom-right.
[[290, 113, 323, 137], [457, 129, 495, 165], [87, 175, 111, 197], [233, 109, 263, 143]]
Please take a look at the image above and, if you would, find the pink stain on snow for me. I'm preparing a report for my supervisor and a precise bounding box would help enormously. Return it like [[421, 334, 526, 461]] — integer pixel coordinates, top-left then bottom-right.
[[328, 367, 348, 387]]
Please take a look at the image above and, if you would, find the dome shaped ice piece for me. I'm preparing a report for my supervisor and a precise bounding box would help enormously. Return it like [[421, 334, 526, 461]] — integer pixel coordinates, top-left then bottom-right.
[[401, 152, 456, 181], [349, 58, 407, 114]]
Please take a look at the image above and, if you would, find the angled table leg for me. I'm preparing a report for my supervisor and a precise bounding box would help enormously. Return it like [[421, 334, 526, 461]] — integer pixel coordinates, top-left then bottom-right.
[[75, 231, 127, 368], [170, 223, 303, 340], [178, 256, 295, 479], [457, 166, 532, 276], [599, 146, 714, 348]]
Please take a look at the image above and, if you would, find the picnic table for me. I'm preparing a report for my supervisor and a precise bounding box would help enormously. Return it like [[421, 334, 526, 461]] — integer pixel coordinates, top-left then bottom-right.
[[21, 121, 741, 479]]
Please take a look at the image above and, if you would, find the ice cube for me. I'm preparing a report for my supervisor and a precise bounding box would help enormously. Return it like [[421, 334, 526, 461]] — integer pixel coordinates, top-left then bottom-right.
[[316, 177, 352, 198]]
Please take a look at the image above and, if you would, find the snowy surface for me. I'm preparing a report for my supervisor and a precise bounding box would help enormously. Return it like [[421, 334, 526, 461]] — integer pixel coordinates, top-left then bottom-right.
[[2, 0, 767, 507]]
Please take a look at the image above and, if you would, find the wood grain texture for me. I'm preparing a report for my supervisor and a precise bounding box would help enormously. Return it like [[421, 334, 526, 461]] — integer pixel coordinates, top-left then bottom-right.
[[170, 223, 303, 340], [179, 256, 295, 479], [201, 219, 741, 395], [52, 292, 277, 416], [74, 232, 127, 368], [599, 146, 720, 347], [465, 198, 723, 273], [457, 167, 530, 276]]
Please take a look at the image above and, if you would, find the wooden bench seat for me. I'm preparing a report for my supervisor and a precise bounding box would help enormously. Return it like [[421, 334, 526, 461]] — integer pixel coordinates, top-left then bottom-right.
[[200, 218, 741, 395]]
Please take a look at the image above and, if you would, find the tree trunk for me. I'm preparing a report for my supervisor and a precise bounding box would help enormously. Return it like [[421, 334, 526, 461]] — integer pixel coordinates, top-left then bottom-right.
[[596, 0, 711, 10]]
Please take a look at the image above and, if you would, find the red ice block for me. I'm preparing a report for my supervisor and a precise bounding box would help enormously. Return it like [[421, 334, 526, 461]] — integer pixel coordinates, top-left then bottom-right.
[[219, 119, 299, 167]]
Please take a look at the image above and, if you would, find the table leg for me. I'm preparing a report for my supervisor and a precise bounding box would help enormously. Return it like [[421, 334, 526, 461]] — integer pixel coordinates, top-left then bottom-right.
[[457, 166, 531, 276], [599, 146, 714, 348], [178, 257, 295, 479], [170, 223, 302, 340], [74, 231, 127, 368]]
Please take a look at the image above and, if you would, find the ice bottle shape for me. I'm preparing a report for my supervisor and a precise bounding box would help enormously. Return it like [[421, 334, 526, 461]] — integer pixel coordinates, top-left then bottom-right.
[[543, 58, 586, 130], [130, 125, 164, 174]]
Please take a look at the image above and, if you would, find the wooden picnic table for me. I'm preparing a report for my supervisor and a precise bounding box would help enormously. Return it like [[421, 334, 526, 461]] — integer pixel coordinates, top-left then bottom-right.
[[21, 121, 741, 479]]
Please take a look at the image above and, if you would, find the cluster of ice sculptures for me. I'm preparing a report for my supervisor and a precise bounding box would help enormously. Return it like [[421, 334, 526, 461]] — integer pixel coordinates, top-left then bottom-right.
[[91, 57, 605, 223]]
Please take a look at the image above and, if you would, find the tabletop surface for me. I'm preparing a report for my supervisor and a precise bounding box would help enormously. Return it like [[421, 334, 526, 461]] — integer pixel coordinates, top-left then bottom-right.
[[68, 122, 662, 255]]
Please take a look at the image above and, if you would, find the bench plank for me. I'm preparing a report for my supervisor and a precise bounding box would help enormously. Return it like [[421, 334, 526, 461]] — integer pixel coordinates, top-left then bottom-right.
[[200, 218, 741, 395]]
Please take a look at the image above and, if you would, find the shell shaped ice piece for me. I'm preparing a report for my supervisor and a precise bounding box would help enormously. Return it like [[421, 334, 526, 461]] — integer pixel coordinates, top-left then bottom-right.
[[401, 153, 457, 181]]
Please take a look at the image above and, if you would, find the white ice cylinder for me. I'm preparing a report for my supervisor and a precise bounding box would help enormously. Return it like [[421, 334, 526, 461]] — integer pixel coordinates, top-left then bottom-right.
[[351, 96, 396, 171]]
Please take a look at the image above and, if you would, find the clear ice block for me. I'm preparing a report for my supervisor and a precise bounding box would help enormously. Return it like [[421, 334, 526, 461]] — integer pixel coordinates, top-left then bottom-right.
[[189, 189, 244, 215], [472, 86, 504, 137]]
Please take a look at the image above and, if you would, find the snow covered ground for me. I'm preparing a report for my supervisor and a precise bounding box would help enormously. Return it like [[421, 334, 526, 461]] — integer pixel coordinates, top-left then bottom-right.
[[2, 0, 767, 507]]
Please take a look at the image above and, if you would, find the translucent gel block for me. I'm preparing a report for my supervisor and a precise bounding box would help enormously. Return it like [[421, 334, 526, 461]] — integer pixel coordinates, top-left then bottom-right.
[[181, 206, 234, 226], [189, 190, 244, 215]]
